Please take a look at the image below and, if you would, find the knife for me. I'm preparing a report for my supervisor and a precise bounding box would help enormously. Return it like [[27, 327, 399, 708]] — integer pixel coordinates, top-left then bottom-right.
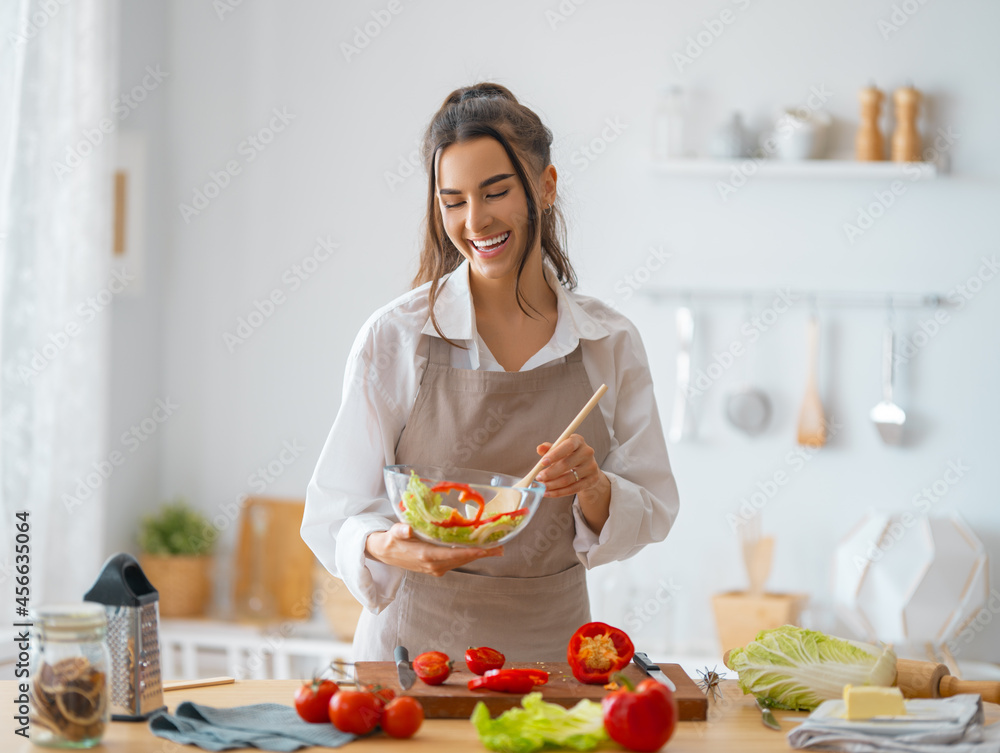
[[756, 698, 781, 730], [394, 645, 416, 690], [632, 652, 676, 691]]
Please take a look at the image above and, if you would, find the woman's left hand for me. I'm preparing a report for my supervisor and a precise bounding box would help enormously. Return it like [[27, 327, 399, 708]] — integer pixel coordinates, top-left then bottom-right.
[[535, 434, 609, 505]]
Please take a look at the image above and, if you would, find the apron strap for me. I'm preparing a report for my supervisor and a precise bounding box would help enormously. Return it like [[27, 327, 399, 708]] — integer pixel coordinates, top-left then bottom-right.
[[566, 342, 583, 363]]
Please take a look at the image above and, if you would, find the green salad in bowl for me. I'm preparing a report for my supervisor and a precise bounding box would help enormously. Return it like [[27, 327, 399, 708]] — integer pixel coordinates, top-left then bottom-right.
[[383, 465, 545, 548]]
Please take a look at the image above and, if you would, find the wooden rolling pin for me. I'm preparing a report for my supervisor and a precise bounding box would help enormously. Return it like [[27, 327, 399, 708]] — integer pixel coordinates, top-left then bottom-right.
[[895, 659, 1000, 704], [721, 652, 1000, 705]]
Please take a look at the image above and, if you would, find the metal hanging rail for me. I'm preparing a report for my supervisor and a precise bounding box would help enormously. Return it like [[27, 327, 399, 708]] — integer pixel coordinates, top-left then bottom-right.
[[639, 289, 947, 309]]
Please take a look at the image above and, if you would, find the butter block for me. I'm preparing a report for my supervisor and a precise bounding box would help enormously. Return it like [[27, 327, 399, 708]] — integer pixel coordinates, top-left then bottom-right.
[[843, 684, 907, 720]]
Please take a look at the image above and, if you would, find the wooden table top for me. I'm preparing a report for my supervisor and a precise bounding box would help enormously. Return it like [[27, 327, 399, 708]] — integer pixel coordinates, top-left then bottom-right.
[[4, 679, 998, 752]]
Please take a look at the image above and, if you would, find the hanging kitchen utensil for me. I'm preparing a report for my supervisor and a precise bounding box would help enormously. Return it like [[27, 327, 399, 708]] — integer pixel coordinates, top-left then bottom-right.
[[870, 303, 906, 445], [668, 306, 694, 443], [796, 313, 826, 447], [725, 301, 772, 436]]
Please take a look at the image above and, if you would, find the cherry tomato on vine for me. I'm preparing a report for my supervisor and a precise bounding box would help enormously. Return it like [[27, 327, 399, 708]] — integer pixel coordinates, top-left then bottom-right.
[[328, 689, 382, 734], [293, 678, 339, 723], [380, 696, 424, 738]]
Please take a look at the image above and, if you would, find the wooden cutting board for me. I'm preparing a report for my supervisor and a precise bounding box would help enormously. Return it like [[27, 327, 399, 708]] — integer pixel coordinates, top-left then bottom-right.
[[354, 661, 708, 720]]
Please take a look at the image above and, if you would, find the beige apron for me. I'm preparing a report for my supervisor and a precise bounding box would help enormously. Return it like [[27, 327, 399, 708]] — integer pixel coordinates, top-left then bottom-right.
[[353, 336, 611, 662]]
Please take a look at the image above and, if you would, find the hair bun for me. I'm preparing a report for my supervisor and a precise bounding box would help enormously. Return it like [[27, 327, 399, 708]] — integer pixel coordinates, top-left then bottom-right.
[[444, 82, 517, 107]]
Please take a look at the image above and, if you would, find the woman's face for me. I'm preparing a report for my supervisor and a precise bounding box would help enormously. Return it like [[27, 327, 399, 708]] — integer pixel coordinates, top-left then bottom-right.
[[435, 136, 552, 285]]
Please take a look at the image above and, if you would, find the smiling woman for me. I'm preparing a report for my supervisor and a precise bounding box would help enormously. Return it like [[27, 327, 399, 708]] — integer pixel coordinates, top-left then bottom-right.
[[301, 82, 680, 664]]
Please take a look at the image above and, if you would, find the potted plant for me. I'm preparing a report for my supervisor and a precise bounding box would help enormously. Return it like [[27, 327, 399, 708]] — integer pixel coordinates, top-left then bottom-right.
[[138, 499, 216, 618]]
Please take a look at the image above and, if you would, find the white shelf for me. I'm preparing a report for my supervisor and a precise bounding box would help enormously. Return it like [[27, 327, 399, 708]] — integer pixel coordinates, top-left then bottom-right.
[[653, 158, 938, 180]]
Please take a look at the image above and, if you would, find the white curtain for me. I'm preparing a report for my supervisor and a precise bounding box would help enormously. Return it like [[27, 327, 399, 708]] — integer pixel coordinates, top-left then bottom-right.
[[0, 0, 118, 624]]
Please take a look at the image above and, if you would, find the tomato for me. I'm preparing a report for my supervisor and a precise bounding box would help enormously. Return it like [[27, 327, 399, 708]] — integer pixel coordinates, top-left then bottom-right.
[[602, 678, 678, 752], [293, 678, 339, 723], [465, 646, 505, 675], [380, 696, 424, 739], [371, 686, 395, 707], [413, 651, 452, 686], [328, 689, 383, 734], [567, 621, 634, 685]]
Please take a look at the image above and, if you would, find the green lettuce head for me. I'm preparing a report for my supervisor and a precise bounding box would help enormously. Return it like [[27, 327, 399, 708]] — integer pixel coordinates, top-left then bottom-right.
[[724, 625, 897, 710]]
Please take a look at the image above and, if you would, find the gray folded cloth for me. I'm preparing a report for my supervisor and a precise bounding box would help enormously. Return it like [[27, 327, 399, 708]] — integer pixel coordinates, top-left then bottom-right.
[[149, 702, 356, 751], [787, 694, 1000, 753]]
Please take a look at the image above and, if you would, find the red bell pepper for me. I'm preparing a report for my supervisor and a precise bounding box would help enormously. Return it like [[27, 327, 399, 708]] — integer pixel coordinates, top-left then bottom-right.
[[467, 668, 549, 693], [567, 622, 635, 685], [427, 482, 529, 529], [602, 676, 678, 752]]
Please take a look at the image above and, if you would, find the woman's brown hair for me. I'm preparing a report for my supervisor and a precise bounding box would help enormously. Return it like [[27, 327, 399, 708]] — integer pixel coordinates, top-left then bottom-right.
[[413, 83, 576, 344]]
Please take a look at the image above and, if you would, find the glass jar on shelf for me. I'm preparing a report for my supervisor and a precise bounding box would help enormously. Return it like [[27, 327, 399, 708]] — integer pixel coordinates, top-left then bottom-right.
[[652, 85, 686, 160], [28, 603, 111, 749]]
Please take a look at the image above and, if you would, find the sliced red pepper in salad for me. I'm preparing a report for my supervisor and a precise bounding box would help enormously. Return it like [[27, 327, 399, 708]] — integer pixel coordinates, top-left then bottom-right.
[[567, 622, 635, 685], [427, 482, 528, 528], [468, 668, 549, 693]]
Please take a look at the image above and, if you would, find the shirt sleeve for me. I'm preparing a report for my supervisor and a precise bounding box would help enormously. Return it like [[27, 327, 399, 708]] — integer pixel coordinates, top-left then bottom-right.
[[300, 322, 413, 614], [573, 324, 679, 567]]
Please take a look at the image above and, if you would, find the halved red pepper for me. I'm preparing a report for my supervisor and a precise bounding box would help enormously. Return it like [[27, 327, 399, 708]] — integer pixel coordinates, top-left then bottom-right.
[[567, 622, 635, 685], [467, 668, 549, 693]]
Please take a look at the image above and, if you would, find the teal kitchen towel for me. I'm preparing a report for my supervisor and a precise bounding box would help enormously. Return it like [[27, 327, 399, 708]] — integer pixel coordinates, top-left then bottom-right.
[[150, 702, 356, 751]]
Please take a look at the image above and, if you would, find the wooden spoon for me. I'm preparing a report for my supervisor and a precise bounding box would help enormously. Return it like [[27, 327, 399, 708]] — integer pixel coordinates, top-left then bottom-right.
[[483, 384, 608, 515], [796, 315, 827, 447]]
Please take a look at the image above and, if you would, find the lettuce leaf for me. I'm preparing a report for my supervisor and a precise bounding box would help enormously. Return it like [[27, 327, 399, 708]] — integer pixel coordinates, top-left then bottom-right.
[[399, 472, 527, 545], [471, 692, 607, 753], [724, 625, 897, 711]]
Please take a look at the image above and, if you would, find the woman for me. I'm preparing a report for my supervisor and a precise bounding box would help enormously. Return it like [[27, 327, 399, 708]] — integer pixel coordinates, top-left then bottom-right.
[[302, 83, 679, 662]]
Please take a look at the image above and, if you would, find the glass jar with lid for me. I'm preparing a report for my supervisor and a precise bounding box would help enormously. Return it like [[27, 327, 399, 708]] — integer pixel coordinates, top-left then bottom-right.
[[29, 603, 111, 748]]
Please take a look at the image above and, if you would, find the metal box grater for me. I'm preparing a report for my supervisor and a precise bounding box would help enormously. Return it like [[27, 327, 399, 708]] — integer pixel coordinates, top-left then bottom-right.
[[84, 553, 166, 721]]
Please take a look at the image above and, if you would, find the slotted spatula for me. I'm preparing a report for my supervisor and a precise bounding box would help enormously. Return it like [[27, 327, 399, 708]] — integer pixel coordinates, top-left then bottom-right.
[[871, 324, 906, 444], [482, 384, 608, 516], [796, 315, 826, 447]]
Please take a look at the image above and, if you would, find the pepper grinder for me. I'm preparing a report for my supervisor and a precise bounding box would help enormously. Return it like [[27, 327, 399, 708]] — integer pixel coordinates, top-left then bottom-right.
[[855, 84, 885, 161], [891, 85, 922, 162]]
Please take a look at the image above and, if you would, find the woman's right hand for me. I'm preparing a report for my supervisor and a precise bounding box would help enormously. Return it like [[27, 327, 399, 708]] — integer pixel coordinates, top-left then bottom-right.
[[365, 523, 503, 576]]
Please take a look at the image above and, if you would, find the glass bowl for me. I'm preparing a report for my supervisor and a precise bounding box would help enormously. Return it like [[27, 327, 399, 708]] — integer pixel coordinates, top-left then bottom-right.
[[383, 464, 545, 548]]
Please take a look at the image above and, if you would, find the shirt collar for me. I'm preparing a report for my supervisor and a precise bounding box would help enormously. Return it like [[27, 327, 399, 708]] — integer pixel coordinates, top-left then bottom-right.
[[419, 258, 610, 346]]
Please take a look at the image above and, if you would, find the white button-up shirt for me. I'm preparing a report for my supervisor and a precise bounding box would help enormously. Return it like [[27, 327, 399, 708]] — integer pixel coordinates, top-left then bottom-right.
[[302, 260, 679, 613]]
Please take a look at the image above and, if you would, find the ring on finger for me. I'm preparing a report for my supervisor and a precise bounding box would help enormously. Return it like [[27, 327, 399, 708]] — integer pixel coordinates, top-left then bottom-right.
[[571, 468, 580, 482]]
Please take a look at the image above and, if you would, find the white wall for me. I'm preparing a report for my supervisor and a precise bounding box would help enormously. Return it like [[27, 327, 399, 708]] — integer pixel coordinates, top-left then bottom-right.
[[111, 0, 1000, 660]]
